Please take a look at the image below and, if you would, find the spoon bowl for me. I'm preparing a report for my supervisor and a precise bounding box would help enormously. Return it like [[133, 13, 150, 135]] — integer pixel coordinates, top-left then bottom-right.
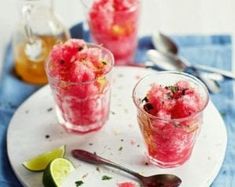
[[72, 149, 182, 187], [147, 49, 187, 71], [151, 32, 178, 54]]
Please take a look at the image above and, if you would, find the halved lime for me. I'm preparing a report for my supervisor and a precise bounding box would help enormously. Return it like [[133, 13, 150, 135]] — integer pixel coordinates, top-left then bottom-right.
[[22, 145, 65, 172], [43, 158, 75, 187]]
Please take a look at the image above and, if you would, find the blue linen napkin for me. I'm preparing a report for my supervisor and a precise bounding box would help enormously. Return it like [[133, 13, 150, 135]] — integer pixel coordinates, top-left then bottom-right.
[[0, 23, 234, 186]]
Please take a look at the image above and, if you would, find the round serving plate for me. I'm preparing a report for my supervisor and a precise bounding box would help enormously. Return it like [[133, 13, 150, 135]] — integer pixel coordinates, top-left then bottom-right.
[[7, 67, 227, 187]]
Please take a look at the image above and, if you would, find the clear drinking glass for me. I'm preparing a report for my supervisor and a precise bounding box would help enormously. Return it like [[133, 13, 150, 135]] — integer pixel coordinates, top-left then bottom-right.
[[132, 72, 209, 168], [81, 0, 140, 65], [46, 43, 114, 134]]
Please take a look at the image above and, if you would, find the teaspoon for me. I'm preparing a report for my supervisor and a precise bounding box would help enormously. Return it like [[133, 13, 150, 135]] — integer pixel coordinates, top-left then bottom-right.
[[72, 149, 182, 187], [151, 32, 235, 80]]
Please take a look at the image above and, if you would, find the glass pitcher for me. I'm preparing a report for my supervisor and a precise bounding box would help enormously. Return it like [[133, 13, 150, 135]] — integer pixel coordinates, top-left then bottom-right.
[[12, 0, 70, 84]]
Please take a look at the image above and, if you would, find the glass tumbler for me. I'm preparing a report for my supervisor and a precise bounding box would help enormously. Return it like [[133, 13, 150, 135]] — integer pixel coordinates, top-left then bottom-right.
[[82, 0, 140, 65], [46, 43, 114, 134], [132, 71, 209, 168]]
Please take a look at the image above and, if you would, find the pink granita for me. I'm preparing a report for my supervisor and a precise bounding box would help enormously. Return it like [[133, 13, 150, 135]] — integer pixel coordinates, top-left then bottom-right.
[[140, 81, 203, 165], [117, 182, 137, 187], [145, 81, 202, 119], [133, 73, 209, 168], [88, 0, 140, 65], [49, 39, 111, 82], [46, 39, 113, 133]]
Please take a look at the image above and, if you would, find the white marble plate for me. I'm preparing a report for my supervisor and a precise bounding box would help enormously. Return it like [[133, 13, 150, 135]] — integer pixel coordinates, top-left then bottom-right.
[[7, 67, 227, 187]]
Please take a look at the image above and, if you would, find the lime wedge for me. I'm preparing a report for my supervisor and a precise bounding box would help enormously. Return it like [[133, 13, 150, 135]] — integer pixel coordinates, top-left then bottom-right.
[[43, 158, 75, 187], [22, 145, 65, 172]]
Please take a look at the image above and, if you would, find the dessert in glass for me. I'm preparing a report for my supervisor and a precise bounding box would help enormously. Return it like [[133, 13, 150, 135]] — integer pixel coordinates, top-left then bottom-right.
[[46, 39, 114, 133], [132, 72, 209, 168], [82, 0, 140, 65]]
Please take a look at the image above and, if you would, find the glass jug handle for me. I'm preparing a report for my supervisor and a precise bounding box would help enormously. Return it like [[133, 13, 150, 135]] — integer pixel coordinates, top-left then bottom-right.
[[22, 3, 34, 44], [22, 2, 44, 61]]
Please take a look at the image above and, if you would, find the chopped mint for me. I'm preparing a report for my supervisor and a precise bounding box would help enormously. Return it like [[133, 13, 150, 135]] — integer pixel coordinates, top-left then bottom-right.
[[47, 107, 53, 112], [102, 175, 112, 180], [96, 166, 100, 172], [75, 180, 84, 186], [166, 86, 179, 93], [118, 146, 123, 151]]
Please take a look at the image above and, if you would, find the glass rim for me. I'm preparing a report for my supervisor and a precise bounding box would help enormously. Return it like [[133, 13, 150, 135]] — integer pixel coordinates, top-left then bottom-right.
[[45, 43, 114, 85], [81, 0, 140, 13], [132, 71, 210, 123]]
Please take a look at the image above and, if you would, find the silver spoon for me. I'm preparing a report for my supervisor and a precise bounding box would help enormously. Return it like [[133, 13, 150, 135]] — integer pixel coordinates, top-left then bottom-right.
[[72, 149, 182, 187], [148, 33, 225, 93], [151, 32, 235, 80]]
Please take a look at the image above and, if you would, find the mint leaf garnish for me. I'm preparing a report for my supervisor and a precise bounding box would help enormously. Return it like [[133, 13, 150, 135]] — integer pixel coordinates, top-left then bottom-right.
[[166, 86, 179, 93], [102, 175, 112, 180], [118, 146, 123, 151], [75, 180, 84, 186]]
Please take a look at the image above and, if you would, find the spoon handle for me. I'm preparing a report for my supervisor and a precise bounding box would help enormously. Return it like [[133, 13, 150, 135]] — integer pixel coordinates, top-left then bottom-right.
[[72, 149, 143, 179], [192, 64, 235, 80]]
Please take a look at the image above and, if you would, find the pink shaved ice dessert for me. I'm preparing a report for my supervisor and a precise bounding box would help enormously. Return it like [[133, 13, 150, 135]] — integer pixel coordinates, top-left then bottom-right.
[[117, 182, 137, 187], [87, 0, 140, 65], [145, 81, 202, 119], [46, 39, 113, 133], [133, 73, 209, 168]]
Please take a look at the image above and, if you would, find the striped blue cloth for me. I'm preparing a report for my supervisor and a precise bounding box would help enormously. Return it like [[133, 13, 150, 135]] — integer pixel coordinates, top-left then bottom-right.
[[0, 23, 234, 186]]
